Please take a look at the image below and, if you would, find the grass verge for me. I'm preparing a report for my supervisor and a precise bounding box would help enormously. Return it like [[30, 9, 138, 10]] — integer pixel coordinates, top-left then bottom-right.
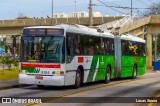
[[0, 68, 19, 81]]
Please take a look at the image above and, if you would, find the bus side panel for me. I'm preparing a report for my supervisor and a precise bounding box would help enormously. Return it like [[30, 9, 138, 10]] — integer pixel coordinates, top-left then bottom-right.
[[65, 56, 94, 85], [121, 56, 146, 78], [95, 55, 115, 81], [84, 55, 115, 82], [83, 56, 93, 83], [121, 56, 134, 78], [86, 56, 99, 82], [136, 57, 146, 76]]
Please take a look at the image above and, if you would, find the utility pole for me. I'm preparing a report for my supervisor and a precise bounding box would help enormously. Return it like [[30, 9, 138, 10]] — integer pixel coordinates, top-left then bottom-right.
[[89, 0, 93, 26], [74, 0, 77, 12], [51, 0, 53, 25], [130, 0, 132, 17]]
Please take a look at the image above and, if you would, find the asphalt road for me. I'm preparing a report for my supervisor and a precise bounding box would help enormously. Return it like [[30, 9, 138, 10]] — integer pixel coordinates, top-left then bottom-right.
[[0, 72, 160, 106]]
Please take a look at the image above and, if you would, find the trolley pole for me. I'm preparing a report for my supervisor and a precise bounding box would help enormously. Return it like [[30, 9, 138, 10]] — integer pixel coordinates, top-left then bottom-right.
[[89, 0, 93, 26]]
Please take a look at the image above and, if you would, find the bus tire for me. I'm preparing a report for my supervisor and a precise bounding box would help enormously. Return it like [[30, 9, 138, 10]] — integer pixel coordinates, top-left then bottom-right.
[[105, 66, 111, 83], [37, 85, 44, 88], [132, 65, 137, 79], [74, 68, 81, 88]]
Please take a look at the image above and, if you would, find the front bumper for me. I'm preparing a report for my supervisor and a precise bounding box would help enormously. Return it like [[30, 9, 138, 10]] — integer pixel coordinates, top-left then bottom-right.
[[19, 74, 65, 86]]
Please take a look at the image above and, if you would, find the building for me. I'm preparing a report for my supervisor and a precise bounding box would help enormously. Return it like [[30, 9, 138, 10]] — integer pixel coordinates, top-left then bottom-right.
[[50, 11, 102, 18], [72, 11, 89, 18], [50, 13, 68, 18], [93, 12, 102, 17]]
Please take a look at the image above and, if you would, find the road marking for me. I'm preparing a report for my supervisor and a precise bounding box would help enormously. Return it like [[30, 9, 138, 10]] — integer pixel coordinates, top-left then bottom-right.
[[24, 76, 160, 106]]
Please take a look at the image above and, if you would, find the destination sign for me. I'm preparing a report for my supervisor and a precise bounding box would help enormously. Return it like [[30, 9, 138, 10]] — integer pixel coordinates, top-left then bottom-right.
[[23, 28, 64, 36]]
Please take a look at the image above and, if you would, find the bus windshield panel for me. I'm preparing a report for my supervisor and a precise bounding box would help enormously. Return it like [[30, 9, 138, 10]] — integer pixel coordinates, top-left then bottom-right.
[[20, 36, 65, 63]]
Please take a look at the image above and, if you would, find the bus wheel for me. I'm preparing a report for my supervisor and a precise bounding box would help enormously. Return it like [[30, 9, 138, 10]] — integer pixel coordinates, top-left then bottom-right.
[[37, 85, 44, 88], [132, 65, 137, 79], [105, 66, 111, 83], [74, 69, 81, 88]]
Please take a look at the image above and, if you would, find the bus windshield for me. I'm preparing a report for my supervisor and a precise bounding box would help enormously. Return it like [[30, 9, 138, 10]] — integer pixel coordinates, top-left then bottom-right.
[[20, 36, 65, 63]]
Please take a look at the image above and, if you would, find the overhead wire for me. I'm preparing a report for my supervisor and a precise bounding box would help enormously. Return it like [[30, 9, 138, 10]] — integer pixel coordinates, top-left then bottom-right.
[[95, 0, 160, 16], [96, 0, 129, 15], [136, 0, 150, 7], [93, 4, 160, 10], [147, 0, 157, 5]]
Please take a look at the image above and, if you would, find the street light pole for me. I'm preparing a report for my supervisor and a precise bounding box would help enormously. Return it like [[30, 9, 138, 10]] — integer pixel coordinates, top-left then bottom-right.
[[130, 0, 132, 17], [51, 0, 53, 25], [89, 0, 93, 26], [74, 0, 77, 12]]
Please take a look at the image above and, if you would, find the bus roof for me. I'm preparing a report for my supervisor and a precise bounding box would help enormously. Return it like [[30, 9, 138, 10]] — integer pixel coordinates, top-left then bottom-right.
[[24, 25, 145, 43], [121, 34, 145, 43], [55, 24, 115, 38], [24, 24, 115, 38]]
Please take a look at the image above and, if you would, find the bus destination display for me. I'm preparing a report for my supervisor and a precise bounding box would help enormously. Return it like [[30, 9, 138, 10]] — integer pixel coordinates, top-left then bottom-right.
[[23, 28, 64, 36]]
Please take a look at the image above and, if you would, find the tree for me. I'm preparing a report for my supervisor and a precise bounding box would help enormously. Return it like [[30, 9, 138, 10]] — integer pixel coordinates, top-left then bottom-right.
[[143, 2, 160, 16], [16, 12, 29, 19]]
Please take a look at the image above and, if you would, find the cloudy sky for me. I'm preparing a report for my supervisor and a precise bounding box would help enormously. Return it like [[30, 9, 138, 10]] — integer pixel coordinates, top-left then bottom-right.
[[0, 0, 158, 20]]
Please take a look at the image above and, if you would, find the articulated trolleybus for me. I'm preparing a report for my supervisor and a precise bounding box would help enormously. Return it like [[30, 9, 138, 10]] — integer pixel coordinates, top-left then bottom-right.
[[19, 24, 146, 88]]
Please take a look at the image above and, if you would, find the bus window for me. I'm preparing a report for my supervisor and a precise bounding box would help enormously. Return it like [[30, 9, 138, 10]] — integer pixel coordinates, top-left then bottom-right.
[[66, 33, 74, 56], [109, 39, 114, 55], [104, 38, 114, 55], [138, 43, 146, 56], [142, 43, 146, 56], [94, 37, 104, 55], [66, 33, 75, 63], [122, 40, 129, 56], [87, 37, 94, 55], [79, 35, 88, 55], [79, 35, 94, 55], [74, 36, 80, 55]]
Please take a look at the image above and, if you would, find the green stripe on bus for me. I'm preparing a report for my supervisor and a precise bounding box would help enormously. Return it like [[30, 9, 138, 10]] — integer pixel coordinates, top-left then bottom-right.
[[87, 56, 98, 82], [21, 67, 35, 73]]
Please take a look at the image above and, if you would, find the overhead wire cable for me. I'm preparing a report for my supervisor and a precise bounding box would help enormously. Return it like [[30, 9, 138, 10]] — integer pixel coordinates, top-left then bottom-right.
[[136, 0, 150, 7], [97, 0, 129, 15]]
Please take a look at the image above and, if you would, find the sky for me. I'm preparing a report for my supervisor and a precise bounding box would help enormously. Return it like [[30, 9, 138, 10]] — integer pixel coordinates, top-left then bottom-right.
[[0, 0, 159, 20]]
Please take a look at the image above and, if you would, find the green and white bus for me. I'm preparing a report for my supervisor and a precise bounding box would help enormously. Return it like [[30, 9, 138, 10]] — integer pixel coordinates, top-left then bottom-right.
[[19, 24, 146, 88]]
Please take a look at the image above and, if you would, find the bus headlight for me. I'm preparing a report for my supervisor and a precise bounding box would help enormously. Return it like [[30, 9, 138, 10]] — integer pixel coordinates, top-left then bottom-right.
[[52, 71, 64, 75]]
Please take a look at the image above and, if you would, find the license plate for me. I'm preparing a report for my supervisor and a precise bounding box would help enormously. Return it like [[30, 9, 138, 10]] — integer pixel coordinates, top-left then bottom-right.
[[35, 76, 43, 80]]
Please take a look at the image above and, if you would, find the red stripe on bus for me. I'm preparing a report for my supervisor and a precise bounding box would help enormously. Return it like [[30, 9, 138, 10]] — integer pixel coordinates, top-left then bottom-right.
[[21, 63, 60, 68]]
